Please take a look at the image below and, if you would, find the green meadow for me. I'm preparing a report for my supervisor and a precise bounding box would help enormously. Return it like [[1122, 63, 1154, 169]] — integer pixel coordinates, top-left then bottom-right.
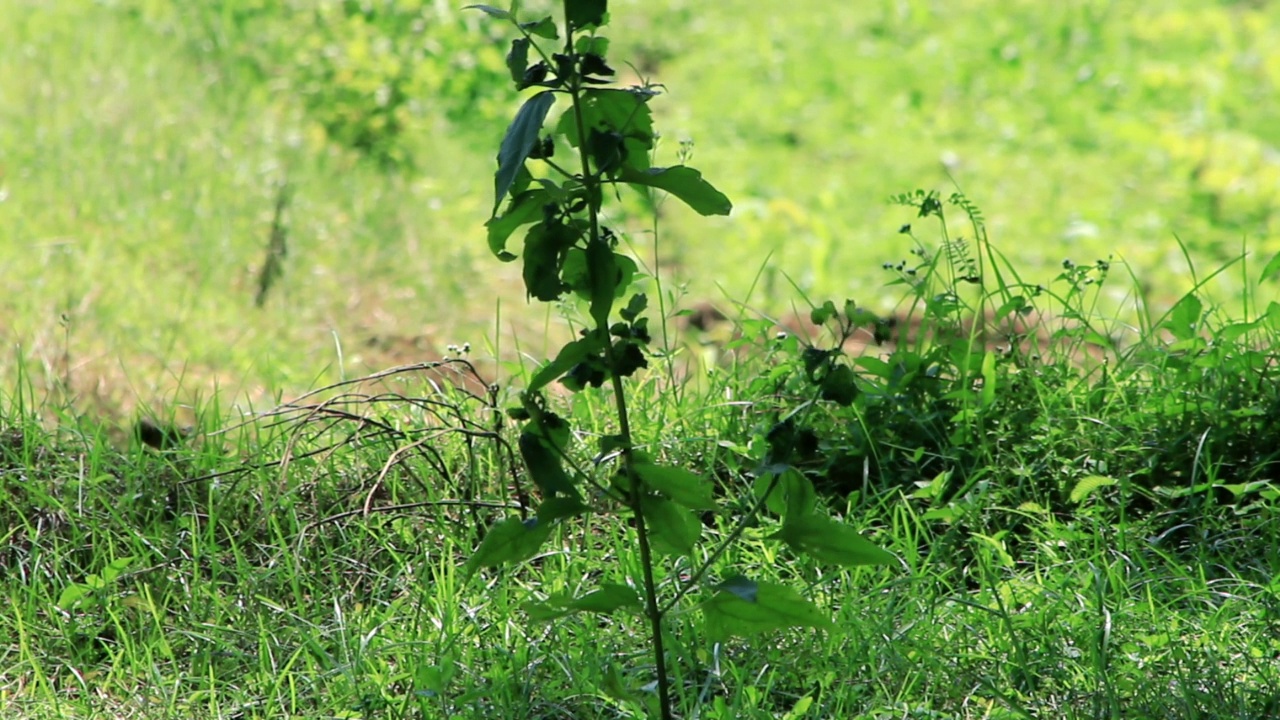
[[2, 1, 1279, 718]]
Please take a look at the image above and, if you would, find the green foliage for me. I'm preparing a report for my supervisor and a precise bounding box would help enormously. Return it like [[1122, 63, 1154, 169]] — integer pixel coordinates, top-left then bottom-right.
[[126, 0, 514, 167], [464, 2, 890, 715]]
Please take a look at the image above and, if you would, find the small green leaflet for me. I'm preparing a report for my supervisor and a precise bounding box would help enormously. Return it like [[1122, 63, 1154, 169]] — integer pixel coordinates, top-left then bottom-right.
[[702, 576, 835, 641]]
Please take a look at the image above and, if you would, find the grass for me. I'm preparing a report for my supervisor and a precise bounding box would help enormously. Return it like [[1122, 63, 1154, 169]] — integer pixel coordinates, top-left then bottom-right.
[[3, 0, 1280, 718]]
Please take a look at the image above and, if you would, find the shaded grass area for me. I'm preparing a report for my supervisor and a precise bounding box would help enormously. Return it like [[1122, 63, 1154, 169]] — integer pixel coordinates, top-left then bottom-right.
[[5, 0, 1280, 419]]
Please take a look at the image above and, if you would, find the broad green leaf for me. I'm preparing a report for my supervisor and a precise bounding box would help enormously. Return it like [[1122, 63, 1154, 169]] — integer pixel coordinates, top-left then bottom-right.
[[1069, 474, 1117, 503], [754, 467, 815, 518], [524, 583, 640, 622], [505, 37, 530, 84], [464, 517, 554, 579], [486, 189, 547, 260], [639, 496, 700, 556], [567, 583, 641, 613], [585, 239, 617, 327], [715, 574, 758, 602], [562, 251, 636, 302], [820, 363, 858, 406], [702, 577, 835, 641], [494, 91, 556, 214], [565, 0, 607, 29], [556, 89, 653, 173], [774, 514, 895, 567], [782, 469, 816, 520], [537, 495, 590, 522], [618, 166, 732, 216], [520, 16, 558, 39], [529, 335, 603, 392], [575, 35, 609, 56], [465, 4, 510, 19], [519, 428, 579, 499], [1160, 293, 1202, 342], [521, 220, 574, 301], [633, 463, 715, 510]]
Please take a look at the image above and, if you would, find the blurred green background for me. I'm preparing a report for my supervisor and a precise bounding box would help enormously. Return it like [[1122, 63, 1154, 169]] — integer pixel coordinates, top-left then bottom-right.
[[3, 0, 1277, 420]]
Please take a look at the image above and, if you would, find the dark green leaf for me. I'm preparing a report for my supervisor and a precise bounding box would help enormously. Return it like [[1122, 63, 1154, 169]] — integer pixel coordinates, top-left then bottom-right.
[[556, 89, 653, 172], [634, 463, 715, 510], [754, 467, 814, 518], [494, 91, 556, 214], [523, 583, 640, 623], [520, 16, 558, 39], [620, 293, 647, 322], [702, 578, 835, 641], [714, 574, 758, 602], [820, 364, 858, 406], [519, 424, 579, 499], [529, 335, 603, 392], [538, 495, 590, 522], [575, 35, 610, 57], [782, 468, 816, 520], [565, 0, 607, 29], [810, 300, 837, 326], [506, 38, 530, 84], [586, 239, 617, 327], [486, 190, 547, 260], [618, 166, 732, 216], [566, 583, 641, 613], [521, 220, 575, 301], [464, 517, 554, 579], [639, 496, 699, 556], [753, 472, 786, 516], [774, 514, 895, 567]]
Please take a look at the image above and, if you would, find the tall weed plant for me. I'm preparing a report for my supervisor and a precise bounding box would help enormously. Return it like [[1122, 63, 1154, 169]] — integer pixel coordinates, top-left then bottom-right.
[[464, 2, 894, 716]]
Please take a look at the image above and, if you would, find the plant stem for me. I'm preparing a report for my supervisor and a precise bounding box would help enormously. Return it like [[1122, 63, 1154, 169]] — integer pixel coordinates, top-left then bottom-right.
[[562, 6, 673, 715]]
